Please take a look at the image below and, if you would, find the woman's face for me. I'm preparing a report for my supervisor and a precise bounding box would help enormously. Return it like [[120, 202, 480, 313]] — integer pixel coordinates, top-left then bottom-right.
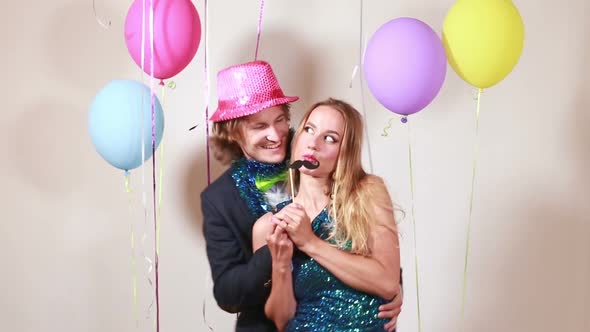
[[293, 105, 345, 178]]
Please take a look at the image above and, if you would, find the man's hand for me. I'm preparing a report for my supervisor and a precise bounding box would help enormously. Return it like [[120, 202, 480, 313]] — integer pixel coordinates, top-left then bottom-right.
[[266, 224, 294, 269], [252, 212, 275, 252], [378, 284, 403, 332]]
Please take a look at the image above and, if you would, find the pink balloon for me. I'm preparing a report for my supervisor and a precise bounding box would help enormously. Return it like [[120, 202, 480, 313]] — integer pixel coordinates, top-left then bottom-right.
[[124, 0, 201, 81]]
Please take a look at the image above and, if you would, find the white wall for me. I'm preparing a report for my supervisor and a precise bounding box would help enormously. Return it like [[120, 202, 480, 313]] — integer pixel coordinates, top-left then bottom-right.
[[2, 0, 588, 331]]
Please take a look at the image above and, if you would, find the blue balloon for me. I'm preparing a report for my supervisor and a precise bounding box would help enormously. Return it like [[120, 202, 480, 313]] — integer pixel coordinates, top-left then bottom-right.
[[89, 80, 165, 171]]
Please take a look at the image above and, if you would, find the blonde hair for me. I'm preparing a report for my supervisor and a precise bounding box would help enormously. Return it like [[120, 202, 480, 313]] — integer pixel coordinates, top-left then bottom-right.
[[209, 104, 291, 165], [291, 98, 395, 256]]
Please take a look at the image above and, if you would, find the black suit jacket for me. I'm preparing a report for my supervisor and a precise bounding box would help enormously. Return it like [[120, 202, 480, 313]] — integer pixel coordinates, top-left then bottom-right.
[[201, 168, 276, 332]]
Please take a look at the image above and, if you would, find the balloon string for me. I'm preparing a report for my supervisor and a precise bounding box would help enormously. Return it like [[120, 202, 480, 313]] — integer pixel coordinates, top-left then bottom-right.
[[407, 121, 422, 332], [461, 88, 482, 322], [148, 0, 160, 329], [138, 0, 154, 326], [356, 0, 374, 173], [140, 0, 146, 79], [125, 171, 132, 194], [204, 0, 211, 186], [348, 65, 359, 88], [131, 225, 138, 327], [254, 0, 265, 60], [202, 1, 214, 330], [124, 172, 139, 327], [140, 0, 146, 216], [156, 86, 166, 257]]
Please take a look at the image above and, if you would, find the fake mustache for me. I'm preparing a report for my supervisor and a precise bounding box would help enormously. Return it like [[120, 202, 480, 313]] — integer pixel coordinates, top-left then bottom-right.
[[289, 159, 320, 170]]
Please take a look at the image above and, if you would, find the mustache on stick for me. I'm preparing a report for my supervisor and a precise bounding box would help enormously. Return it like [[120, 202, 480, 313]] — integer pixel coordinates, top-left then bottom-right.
[[289, 159, 320, 170], [287, 159, 319, 198]]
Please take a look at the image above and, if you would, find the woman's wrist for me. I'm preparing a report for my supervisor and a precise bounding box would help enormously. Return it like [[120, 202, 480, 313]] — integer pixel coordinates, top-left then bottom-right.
[[300, 236, 322, 256]]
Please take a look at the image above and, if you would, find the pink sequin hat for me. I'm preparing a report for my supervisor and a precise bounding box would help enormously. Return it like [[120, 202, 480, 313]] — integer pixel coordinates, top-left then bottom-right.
[[210, 60, 299, 122]]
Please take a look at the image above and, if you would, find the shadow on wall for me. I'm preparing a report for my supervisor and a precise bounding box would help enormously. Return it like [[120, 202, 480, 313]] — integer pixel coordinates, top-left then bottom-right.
[[254, 28, 318, 120], [180, 28, 316, 235], [461, 18, 590, 332], [45, 1, 130, 92], [571, 5, 590, 199], [571, 11, 590, 331], [6, 100, 94, 195], [464, 184, 586, 332]]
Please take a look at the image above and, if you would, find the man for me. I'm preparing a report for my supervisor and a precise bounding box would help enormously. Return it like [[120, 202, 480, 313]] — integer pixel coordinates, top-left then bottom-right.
[[201, 60, 402, 332]]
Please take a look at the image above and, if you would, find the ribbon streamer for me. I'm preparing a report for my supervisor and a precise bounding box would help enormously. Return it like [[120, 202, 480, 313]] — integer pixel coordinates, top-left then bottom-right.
[[407, 121, 423, 332], [202, 273, 215, 332], [92, 0, 111, 29], [254, 0, 265, 60], [461, 88, 483, 321]]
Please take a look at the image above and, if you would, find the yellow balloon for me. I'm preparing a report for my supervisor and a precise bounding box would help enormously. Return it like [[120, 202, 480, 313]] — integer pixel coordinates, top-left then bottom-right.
[[442, 0, 525, 89]]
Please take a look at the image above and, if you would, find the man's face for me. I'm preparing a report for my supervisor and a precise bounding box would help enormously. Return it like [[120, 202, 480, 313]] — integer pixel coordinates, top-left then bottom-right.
[[238, 106, 290, 164]]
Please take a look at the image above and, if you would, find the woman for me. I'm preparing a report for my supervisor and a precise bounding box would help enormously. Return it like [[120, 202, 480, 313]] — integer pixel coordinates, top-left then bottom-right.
[[252, 98, 400, 331]]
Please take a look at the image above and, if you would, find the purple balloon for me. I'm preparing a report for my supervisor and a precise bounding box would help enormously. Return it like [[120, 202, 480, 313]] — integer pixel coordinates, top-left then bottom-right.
[[363, 17, 447, 116]]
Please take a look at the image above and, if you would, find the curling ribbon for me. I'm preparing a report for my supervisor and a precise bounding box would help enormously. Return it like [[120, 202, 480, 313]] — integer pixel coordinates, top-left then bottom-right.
[[92, 0, 111, 29], [381, 117, 395, 137]]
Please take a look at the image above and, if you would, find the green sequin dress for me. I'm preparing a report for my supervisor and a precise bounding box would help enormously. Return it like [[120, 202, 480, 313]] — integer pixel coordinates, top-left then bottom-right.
[[279, 203, 389, 332]]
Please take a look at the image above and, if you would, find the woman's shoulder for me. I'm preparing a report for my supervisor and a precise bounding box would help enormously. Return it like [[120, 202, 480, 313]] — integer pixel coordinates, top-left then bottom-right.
[[363, 174, 385, 185], [361, 175, 389, 194], [360, 175, 394, 213]]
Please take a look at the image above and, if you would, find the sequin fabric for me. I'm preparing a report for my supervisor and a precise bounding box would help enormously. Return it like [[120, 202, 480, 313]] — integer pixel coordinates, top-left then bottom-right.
[[210, 60, 299, 122], [277, 203, 388, 332], [231, 158, 288, 219]]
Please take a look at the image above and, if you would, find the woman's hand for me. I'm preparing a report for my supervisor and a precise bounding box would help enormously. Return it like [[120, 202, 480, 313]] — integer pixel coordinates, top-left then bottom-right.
[[272, 203, 319, 252]]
